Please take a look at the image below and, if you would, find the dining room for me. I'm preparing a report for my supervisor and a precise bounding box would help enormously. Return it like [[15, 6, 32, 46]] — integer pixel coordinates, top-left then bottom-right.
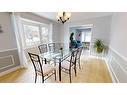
[[1, 1, 127, 95], [0, 43, 112, 83], [0, 12, 113, 83]]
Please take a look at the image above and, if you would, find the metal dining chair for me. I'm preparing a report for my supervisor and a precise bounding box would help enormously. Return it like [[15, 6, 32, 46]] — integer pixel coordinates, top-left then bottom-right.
[[76, 47, 83, 69], [38, 44, 50, 64], [48, 43, 55, 52], [66, 47, 83, 69], [38, 44, 48, 54], [28, 52, 56, 83], [61, 49, 78, 83]]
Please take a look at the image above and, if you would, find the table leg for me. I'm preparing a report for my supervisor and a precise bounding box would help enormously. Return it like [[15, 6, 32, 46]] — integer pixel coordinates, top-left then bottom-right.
[[59, 59, 61, 81]]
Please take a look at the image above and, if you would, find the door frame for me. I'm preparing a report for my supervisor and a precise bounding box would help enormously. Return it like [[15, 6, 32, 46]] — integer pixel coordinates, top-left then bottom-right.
[[68, 24, 94, 50]]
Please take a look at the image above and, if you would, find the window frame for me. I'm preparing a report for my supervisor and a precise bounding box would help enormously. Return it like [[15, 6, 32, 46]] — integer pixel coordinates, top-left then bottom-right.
[[40, 24, 50, 44], [21, 19, 50, 48]]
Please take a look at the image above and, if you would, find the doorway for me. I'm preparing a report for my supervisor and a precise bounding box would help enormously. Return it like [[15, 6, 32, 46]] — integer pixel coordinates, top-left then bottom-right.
[[69, 24, 93, 53]]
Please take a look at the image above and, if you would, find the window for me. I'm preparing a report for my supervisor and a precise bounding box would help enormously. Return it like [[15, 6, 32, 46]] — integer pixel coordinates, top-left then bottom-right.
[[22, 19, 51, 47], [24, 25, 40, 46], [81, 31, 92, 42], [41, 27, 49, 44], [81, 32, 85, 42], [85, 32, 92, 42]]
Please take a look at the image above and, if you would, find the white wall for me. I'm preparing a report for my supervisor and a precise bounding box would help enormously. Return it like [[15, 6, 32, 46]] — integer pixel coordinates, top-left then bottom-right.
[[60, 16, 111, 47], [109, 13, 127, 59], [0, 13, 20, 74], [52, 22, 62, 43], [0, 12, 17, 51]]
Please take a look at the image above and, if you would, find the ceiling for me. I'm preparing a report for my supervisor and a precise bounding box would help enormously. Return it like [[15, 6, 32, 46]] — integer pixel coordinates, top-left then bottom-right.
[[33, 12, 113, 22]]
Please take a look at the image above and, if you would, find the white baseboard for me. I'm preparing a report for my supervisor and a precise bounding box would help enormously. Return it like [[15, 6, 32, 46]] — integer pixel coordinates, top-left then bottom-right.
[[0, 65, 22, 77], [108, 47, 127, 83], [104, 58, 118, 83]]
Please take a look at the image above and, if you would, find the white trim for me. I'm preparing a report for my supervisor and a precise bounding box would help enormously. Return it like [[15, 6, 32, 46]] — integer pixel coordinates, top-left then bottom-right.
[[0, 48, 17, 53], [109, 55, 120, 83], [0, 55, 15, 70], [0, 65, 21, 77], [109, 57, 120, 83], [112, 56, 127, 75], [109, 46, 127, 62], [104, 56, 119, 83], [104, 58, 116, 83], [108, 47, 127, 83], [106, 47, 127, 83], [110, 56, 127, 83], [109, 62, 120, 83]]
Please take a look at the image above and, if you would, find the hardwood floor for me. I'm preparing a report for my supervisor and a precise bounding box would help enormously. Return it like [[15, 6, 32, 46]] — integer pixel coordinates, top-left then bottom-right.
[[0, 51, 112, 83]]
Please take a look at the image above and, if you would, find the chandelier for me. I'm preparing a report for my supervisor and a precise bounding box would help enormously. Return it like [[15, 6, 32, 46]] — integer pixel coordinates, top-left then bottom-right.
[[56, 12, 71, 24]]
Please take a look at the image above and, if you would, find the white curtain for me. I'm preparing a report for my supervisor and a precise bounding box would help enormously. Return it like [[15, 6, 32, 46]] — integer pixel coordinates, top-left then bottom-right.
[[11, 13, 28, 67]]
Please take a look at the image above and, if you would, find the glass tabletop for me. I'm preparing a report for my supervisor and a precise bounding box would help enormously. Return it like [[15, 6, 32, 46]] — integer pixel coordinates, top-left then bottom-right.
[[39, 49, 73, 61]]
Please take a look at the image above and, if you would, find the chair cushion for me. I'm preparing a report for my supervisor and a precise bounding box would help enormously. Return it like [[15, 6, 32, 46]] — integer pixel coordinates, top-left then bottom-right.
[[66, 56, 71, 61], [61, 61, 72, 70], [37, 64, 55, 76], [65, 56, 75, 64]]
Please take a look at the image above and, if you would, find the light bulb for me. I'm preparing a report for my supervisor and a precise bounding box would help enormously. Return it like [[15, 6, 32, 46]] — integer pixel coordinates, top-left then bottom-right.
[[65, 12, 71, 18], [57, 12, 63, 17]]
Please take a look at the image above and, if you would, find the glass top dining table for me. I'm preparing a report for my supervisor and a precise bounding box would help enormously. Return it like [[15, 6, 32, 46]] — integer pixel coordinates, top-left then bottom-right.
[[39, 48, 75, 81]]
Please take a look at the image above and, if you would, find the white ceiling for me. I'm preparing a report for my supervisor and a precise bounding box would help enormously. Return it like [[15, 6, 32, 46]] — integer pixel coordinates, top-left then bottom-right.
[[33, 12, 113, 22]]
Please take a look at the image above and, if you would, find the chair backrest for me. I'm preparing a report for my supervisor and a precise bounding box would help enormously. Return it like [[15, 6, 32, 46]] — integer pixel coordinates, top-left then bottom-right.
[[28, 52, 44, 76], [48, 43, 55, 52], [69, 49, 78, 69], [38, 44, 48, 54], [54, 43, 64, 52], [77, 47, 83, 59]]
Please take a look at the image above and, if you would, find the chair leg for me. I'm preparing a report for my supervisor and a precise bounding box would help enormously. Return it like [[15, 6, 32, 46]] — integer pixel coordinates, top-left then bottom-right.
[[74, 65, 77, 77], [79, 59, 81, 69], [44, 58, 47, 64], [35, 73, 37, 83], [69, 70, 72, 83], [54, 70, 56, 81], [42, 76, 44, 83]]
